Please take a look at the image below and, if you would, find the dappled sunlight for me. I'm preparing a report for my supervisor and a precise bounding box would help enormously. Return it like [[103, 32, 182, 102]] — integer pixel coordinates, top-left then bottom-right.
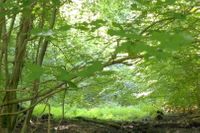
[[0, 0, 199, 132]]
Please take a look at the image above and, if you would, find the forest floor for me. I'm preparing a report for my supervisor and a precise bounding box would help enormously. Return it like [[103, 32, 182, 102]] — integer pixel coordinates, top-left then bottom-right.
[[15, 112, 200, 133]]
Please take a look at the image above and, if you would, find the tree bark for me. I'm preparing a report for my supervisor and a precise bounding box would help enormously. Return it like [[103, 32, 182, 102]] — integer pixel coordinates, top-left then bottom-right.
[[21, 5, 58, 133], [0, 1, 34, 132]]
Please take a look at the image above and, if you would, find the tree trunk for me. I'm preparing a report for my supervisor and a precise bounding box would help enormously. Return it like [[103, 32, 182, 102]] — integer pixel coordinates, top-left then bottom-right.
[[21, 6, 57, 133], [0, 3, 34, 132]]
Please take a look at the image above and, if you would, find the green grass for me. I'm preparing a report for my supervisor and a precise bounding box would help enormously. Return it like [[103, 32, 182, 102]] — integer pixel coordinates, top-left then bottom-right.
[[32, 103, 158, 121]]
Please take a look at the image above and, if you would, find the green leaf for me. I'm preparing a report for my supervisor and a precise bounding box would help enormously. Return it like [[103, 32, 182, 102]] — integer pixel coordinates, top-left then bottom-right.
[[112, 22, 123, 29], [107, 29, 141, 39], [67, 81, 78, 89], [107, 29, 125, 36], [135, 0, 150, 6], [151, 32, 169, 43], [52, 0, 61, 6], [90, 19, 107, 31], [27, 64, 43, 80], [56, 68, 75, 81], [75, 22, 89, 31], [151, 31, 193, 50], [76, 25, 89, 31], [134, 42, 152, 53], [165, 0, 175, 4], [90, 19, 106, 26], [78, 61, 103, 78], [151, 50, 171, 61], [131, 3, 138, 10], [99, 70, 115, 75], [173, 13, 186, 19], [116, 41, 152, 55], [57, 24, 72, 31], [116, 42, 131, 53], [116, 41, 139, 56], [22, 0, 32, 6]]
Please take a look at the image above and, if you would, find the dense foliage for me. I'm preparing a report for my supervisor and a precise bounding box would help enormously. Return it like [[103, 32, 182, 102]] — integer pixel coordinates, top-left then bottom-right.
[[0, 0, 199, 132]]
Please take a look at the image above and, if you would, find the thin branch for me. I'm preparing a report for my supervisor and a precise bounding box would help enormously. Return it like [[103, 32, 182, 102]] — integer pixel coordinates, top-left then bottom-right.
[[0, 83, 65, 108], [140, 17, 175, 35], [104, 55, 143, 67]]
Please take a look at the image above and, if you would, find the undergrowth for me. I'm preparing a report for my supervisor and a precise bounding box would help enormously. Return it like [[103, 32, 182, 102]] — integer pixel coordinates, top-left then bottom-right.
[[32, 103, 159, 121]]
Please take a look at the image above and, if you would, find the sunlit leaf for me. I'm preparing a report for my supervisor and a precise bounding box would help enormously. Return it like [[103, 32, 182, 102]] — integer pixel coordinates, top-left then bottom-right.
[[151, 31, 194, 50]]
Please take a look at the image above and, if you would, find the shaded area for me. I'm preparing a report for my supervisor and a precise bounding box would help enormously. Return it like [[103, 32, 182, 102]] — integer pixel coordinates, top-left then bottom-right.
[[15, 112, 200, 133]]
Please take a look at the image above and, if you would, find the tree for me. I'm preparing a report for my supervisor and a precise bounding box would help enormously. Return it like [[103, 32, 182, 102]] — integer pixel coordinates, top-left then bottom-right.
[[0, 0, 199, 132]]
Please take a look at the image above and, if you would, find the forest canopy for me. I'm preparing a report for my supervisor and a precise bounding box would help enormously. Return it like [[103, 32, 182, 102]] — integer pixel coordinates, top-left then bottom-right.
[[0, 0, 199, 132]]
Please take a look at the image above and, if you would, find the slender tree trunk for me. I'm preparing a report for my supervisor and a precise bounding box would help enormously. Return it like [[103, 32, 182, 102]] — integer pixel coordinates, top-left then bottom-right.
[[0, 1, 9, 132], [0, 2, 34, 132], [0, 0, 7, 83], [21, 6, 57, 133]]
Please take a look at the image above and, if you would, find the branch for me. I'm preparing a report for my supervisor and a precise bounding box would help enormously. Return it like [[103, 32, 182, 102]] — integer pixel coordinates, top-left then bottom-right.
[[37, 6, 57, 66], [0, 83, 65, 108], [104, 55, 143, 67], [140, 17, 175, 35], [0, 84, 66, 116]]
